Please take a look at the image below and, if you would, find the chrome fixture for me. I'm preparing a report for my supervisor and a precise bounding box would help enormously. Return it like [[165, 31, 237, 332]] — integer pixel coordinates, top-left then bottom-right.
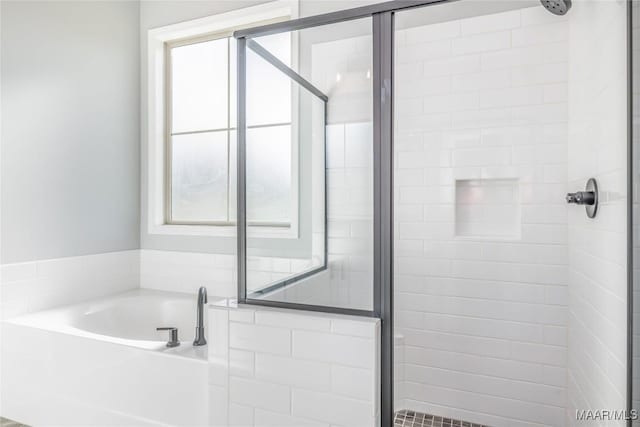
[[193, 286, 208, 346], [566, 177, 598, 218], [540, 0, 571, 15], [156, 327, 180, 348]]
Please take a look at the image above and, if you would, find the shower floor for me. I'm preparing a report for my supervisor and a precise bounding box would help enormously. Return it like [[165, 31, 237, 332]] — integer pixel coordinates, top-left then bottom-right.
[[394, 410, 490, 427]]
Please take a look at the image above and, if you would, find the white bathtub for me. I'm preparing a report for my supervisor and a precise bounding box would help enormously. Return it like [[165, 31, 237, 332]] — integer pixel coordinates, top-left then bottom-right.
[[9, 289, 204, 352], [1, 289, 212, 426]]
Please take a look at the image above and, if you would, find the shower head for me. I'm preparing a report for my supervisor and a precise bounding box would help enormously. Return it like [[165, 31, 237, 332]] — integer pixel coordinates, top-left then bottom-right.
[[540, 0, 571, 15]]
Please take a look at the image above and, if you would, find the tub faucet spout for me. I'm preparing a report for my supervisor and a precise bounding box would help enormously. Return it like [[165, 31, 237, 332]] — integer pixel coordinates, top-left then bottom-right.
[[193, 286, 207, 346]]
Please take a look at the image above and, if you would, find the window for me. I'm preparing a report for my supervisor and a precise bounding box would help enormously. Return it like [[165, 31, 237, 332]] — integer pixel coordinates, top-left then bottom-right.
[[166, 35, 232, 224], [145, 1, 298, 237], [166, 31, 293, 227]]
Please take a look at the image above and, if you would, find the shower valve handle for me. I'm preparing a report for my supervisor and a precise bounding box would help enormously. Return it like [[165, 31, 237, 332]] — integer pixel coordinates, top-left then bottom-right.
[[566, 191, 595, 205], [157, 327, 180, 348], [566, 178, 599, 219]]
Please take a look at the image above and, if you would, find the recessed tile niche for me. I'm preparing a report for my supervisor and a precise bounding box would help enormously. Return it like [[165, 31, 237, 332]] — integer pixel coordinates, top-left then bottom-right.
[[455, 178, 521, 239]]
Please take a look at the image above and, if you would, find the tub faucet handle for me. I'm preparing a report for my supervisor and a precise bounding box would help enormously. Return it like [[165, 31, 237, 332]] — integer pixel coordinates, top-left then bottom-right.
[[157, 327, 180, 348]]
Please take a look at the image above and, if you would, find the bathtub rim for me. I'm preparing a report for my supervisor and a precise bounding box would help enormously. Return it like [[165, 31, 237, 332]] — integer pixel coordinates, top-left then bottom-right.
[[3, 288, 220, 360]]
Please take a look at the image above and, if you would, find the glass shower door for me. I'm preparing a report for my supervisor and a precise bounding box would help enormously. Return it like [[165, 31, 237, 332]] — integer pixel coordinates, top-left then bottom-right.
[[242, 33, 328, 299], [238, 17, 375, 313]]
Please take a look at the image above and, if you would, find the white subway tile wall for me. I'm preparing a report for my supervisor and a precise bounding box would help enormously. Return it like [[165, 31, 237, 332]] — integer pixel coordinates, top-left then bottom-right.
[[139, 249, 320, 301], [0, 249, 283, 316], [140, 249, 236, 296], [566, 1, 628, 425], [0, 251, 139, 319], [394, 6, 569, 427], [209, 303, 380, 427]]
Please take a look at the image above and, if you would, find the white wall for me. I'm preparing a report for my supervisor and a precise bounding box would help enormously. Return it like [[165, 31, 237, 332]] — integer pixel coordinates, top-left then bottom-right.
[[393, 6, 570, 426], [566, 0, 629, 424], [0, 0, 140, 264]]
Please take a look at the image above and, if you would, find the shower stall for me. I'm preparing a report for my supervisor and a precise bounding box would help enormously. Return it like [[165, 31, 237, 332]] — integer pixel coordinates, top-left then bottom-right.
[[234, 1, 634, 426]]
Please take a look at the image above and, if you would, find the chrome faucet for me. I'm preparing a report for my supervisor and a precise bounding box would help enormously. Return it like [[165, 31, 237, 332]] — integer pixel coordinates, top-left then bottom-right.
[[193, 286, 207, 346]]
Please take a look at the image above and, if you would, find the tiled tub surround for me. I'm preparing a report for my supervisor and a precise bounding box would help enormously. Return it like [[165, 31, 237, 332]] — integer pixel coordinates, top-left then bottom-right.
[[139, 249, 236, 297], [0, 250, 139, 320], [394, 6, 569, 427], [138, 249, 349, 306], [209, 301, 381, 427], [139, 249, 313, 296], [0, 247, 370, 320]]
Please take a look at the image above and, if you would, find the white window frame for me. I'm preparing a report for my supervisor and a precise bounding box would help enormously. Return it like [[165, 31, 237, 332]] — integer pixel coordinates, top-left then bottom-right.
[[146, 1, 299, 238]]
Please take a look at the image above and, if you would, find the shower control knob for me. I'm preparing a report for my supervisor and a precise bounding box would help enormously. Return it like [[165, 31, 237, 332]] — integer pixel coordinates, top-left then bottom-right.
[[565, 191, 595, 205], [566, 178, 598, 218]]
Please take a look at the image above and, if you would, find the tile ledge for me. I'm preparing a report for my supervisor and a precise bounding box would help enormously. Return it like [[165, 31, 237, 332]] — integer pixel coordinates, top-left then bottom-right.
[[209, 298, 380, 324]]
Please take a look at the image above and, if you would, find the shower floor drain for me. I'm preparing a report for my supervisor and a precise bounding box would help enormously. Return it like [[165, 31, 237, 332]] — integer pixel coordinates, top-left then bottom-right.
[[393, 410, 491, 427]]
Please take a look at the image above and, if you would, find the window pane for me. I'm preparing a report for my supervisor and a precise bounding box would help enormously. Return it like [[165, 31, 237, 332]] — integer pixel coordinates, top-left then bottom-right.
[[246, 33, 292, 126], [171, 131, 228, 222], [246, 125, 292, 223], [171, 38, 228, 133]]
